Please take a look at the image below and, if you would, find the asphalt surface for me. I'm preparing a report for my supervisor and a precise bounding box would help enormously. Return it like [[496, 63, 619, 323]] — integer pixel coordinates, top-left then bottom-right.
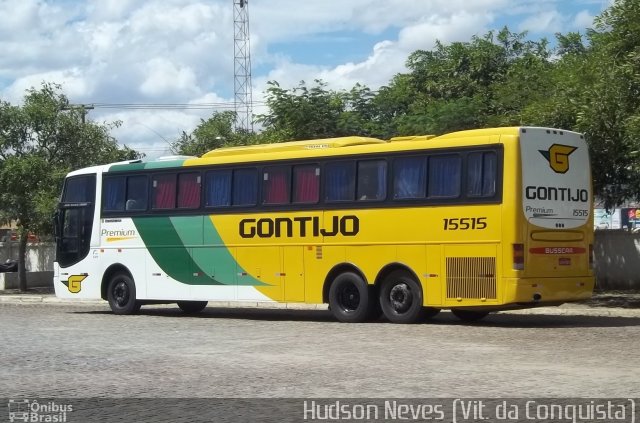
[[1, 292, 639, 421]]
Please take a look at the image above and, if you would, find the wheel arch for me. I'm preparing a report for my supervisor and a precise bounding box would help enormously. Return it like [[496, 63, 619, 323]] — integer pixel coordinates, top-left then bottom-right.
[[322, 263, 367, 303], [101, 264, 134, 301]]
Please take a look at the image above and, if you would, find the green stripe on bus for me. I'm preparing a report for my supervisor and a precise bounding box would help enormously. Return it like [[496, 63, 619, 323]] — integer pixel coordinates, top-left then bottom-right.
[[170, 216, 267, 286], [132, 216, 223, 285], [133, 216, 267, 287]]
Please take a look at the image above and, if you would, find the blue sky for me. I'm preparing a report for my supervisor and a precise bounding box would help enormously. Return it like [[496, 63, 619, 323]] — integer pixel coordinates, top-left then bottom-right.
[[0, 0, 611, 157]]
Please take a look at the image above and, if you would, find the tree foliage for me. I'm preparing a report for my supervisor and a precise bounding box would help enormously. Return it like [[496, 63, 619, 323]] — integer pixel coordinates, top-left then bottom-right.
[[0, 83, 139, 290]]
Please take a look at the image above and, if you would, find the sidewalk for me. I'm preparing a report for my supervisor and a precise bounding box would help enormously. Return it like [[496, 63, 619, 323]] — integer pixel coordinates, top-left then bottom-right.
[[2, 288, 640, 318]]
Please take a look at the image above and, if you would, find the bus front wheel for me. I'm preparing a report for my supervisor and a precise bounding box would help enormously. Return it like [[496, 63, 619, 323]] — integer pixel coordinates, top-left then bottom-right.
[[107, 273, 141, 315], [379, 271, 425, 324], [177, 301, 208, 314], [451, 309, 489, 322], [328, 272, 374, 323]]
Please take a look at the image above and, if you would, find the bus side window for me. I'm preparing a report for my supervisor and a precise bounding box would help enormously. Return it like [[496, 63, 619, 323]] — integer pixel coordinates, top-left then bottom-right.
[[293, 164, 320, 204], [325, 162, 355, 202], [205, 170, 232, 207], [428, 155, 461, 198], [357, 160, 387, 201], [104, 177, 126, 211], [233, 168, 258, 206], [152, 174, 177, 210], [126, 175, 148, 211], [393, 157, 427, 199], [263, 166, 291, 205], [467, 151, 497, 197], [177, 172, 201, 208]]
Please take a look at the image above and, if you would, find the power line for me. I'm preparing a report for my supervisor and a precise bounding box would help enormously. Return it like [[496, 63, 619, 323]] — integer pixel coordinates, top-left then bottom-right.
[[90, 101, 265, 110]]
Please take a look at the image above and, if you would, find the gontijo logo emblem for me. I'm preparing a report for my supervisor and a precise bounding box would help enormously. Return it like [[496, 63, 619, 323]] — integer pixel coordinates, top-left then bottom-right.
[[62, 274, 87, 293], [539, 144, 577, 174]]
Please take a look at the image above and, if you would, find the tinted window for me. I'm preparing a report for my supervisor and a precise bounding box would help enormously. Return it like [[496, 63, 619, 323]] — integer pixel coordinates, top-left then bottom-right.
[[428, 155, 461, 198], [63, 175, 96, 203], [467, 151, 497, 197], [233, 169, 257, 206], [357, 160, 387, 201], [205, 170, 232, 207], [177, 173, 201, 209], [293, 164, 320, 204], [325, 162, 355, 202], [126, 176, 148, 211], [263, 166, 290, 205], [103, 177, 126, 211], [394, 157, 427, 199]]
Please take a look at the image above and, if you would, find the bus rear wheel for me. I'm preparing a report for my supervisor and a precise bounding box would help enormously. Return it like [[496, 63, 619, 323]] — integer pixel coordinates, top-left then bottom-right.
[[451, 309, 489, 322], [328, 272, 375, 323], [379, 271, 425, 324], [107, 273, 141, 315], [177, 301, 208, 314]]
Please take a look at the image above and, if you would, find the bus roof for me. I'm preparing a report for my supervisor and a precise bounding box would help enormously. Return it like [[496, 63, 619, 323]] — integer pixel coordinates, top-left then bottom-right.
[[201, 136, 386, 158], [103, 126, 551, 173]]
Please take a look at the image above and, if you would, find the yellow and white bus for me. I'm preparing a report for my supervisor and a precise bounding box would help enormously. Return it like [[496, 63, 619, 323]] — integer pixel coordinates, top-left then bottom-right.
[[53, 126, 594, 323]]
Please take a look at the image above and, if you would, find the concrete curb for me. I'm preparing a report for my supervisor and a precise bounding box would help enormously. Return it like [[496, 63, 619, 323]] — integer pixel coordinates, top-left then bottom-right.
[[2, 294, 640, 318]]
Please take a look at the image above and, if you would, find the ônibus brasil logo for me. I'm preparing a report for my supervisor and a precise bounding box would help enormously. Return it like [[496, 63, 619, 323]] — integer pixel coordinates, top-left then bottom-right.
[[539, 144, 577, 174]]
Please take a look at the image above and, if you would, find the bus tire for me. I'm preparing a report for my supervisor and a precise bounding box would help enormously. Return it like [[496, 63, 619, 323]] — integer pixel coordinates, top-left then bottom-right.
[[451, 309, 489, 322], [107, 273, 141, 315], [379, 271, 425, 324], [177, 301, 208, 314], [328, 272, 372, 323]]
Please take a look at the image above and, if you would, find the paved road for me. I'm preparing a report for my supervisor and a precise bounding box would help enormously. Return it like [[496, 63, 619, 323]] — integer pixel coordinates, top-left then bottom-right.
[[1, 302, 639, 400]]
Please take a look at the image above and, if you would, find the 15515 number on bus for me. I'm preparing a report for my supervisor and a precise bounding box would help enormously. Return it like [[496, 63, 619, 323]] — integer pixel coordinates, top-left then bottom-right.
[[443, 217, 487, 230]]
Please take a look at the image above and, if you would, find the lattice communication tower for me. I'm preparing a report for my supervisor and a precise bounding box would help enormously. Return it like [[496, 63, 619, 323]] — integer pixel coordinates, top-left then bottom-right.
[[233, 0, 253, 132]]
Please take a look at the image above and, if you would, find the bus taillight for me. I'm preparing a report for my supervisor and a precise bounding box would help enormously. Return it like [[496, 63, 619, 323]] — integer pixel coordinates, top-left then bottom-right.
[[513, 243, 524, 270], [589, 244, 594, 269]]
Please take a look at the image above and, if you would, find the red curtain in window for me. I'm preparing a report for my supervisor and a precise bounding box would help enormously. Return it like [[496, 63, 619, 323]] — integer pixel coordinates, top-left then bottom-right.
[[178, 174, 200, 208], [265, 170, 288, 204], [294, 167, 319, 203], [154, 175, 176, 209]]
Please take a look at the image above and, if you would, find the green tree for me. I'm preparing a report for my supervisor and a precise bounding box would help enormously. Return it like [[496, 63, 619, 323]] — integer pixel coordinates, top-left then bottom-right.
[[256, 80, 347, 140], [577, 0, 640, 207], [391, 27, 552, 135], [171, 111, 270, 157], [0, 83, 139, 291]]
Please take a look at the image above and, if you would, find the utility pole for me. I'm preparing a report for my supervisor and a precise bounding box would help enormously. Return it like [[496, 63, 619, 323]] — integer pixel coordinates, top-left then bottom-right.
[[233, 0, 253, 132], [62, 104, 94, 124]]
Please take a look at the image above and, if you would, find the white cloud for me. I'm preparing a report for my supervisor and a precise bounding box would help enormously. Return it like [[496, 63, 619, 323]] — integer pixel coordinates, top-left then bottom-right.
[[517, 10, 565, 34], [0, 0, 604, 154], [573, 10, 595, 30], [254, 10, 494, 94], [139, 58, 199, 98]]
